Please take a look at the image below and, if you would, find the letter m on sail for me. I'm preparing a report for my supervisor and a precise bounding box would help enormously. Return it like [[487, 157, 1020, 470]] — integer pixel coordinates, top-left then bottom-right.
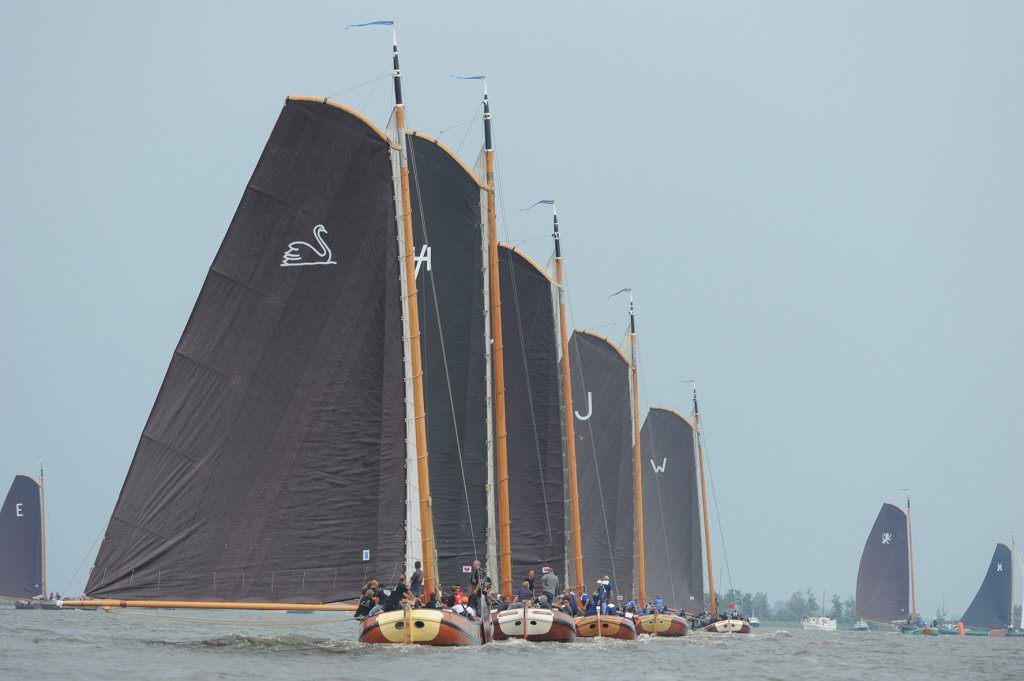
[[650, 458, 667, 473]]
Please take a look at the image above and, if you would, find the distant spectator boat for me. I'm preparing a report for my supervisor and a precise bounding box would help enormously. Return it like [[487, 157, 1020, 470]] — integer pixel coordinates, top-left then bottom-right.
[[853, 619, 869, 631], [801, 616, 838, 631]]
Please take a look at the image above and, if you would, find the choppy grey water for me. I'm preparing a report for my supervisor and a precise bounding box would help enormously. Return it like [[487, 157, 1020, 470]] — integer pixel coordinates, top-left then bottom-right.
[[1, 606, 1018, 681]]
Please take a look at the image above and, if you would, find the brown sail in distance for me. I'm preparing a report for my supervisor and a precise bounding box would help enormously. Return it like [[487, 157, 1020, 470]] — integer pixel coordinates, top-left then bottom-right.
[[0, 475, 43, 599], [86, 98, 409, 604], [640, 407, 703, 611], [855, 502, 910, 623], [499, 244, 566, 583], [961, 543, 1013, 630]]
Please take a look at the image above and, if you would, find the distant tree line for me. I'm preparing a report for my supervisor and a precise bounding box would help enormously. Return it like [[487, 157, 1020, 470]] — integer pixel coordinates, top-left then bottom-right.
[[706, 588, 858, 623]]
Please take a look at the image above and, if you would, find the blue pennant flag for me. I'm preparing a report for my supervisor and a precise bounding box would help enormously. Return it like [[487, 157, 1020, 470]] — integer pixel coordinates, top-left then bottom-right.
[[451, 75, 486, 80], [346, 20, 393, 29], [520, 200, 555, 211]]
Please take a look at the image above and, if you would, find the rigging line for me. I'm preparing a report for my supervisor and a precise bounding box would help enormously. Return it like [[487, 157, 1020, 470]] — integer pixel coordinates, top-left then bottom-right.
[[699, 424, 734, 595], [502, 245, 556, 550], [61, 527, 106, 597], [325, 64, 392, 101], [431, 105, 483, 141], [361, 63, 391, 114], [407, 137, 480, 562], [452, 102, 483, 157]]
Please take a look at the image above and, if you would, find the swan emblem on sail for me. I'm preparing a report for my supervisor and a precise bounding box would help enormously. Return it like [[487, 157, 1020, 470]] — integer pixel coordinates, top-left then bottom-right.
[[281, 224, 336, 267]]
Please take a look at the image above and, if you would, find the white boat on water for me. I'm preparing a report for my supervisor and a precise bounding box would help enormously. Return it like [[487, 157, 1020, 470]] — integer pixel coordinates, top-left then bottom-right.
[[853, 619, 869, 631], [749, 616, 761, 628], [801, 616, 838, 631]]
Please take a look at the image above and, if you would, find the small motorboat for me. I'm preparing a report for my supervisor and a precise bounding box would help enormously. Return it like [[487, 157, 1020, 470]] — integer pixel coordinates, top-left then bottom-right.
[[13, 599, 63, 611], [634, 612, 689, 636], [703, 617, 752, 634], [491, 607, 576, 642], [359, 607, 492, 646], [575, 614, 637, 640], [801, 616, 837, 631], [748, 615, 760, 628], [853, 619, 869, 631]]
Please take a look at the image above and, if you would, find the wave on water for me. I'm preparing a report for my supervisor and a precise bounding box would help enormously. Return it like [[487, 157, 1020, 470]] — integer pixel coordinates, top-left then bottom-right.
[[170, 633, 368, 655]]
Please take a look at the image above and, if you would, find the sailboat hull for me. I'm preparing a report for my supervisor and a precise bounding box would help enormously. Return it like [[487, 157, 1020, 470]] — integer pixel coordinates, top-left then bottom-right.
[[702, 618, 752, 634], [634, 613, 689, 636], [575, 614, 637, 640], [13, 599, 63, 611], [491, 608, 576, 642], [358, 608, 488, 646]]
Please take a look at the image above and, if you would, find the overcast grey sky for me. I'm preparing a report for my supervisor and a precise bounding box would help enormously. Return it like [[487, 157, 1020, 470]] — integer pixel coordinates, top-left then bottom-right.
[[2, 1, 1021, 616]]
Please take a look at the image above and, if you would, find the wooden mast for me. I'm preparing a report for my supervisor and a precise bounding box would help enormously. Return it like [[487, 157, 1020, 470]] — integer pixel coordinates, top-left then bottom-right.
[[39, 461, 47, 598], [1011, 534, 1016, 629], [551, 203, 585, 592], [479, 80, 513, 598], [694, 386, 717, 616], [627, 291, 646, 607], [390, 24, 438, 597], [904, 491, 917, 625]]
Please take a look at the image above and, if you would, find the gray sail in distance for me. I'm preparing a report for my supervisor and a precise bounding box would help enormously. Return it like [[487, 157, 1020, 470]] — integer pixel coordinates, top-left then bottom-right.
[[570, 330, 634, 597], [0, 475, 43, 599], [499, 245, 566, 583], [961, 543, 1013, 630], [640, 408, 703, 610], [855, 502, 910, 623], [407, 133, 489, 587], [86, 98, 409, 604]]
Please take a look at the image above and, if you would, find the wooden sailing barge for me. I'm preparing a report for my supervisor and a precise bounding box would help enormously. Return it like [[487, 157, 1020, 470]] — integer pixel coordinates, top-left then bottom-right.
[[63, 25, 498, 646], [855, 499, 917, 633]]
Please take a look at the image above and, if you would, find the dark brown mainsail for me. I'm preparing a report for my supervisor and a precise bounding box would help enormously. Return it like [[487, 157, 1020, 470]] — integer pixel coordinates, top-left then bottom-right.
[[0, 475, 43, 599], [961, 543, 1013, 630], [640, 407, 703, 610], [855, 502, 910, 623], [498, 244, 566, 582], [570, 330, 634, 598], [86, 98, 409, 604], [407, 133, 490, 589]]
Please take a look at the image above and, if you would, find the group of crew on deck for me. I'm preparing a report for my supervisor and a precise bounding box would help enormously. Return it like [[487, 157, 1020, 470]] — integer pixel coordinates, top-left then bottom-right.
[[354, 559, 747, 625]]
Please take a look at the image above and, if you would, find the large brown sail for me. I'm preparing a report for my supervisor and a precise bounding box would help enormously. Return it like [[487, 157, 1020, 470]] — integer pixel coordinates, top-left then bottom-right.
[[86, 98, 408, 604], [640, 408, 703, 610], [569, 330, 634, 598], [499, 244, 566, 584], [407, 133, 490, 589]]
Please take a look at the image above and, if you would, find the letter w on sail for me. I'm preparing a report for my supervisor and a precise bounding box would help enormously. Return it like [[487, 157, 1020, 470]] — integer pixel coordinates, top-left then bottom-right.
[[650, 458, 667, 473], [574, 391, 593, 421]]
